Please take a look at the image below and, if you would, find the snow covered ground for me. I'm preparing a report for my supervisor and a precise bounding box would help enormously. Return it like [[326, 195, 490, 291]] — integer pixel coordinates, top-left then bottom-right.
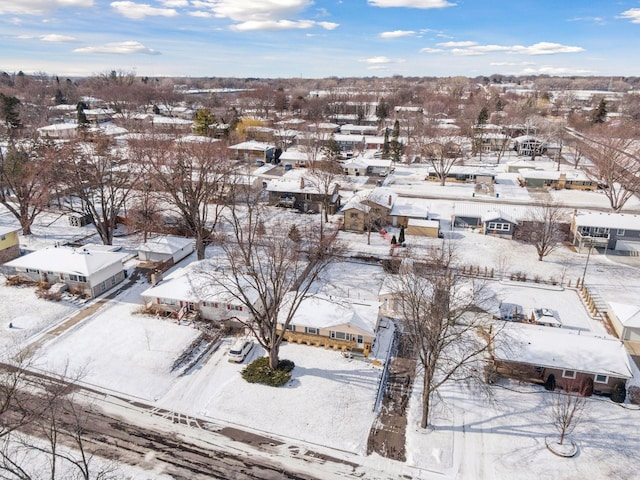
[[2, 171, 640, 478]]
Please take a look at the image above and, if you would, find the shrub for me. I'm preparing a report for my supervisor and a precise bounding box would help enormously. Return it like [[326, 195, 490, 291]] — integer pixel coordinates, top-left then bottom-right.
[[611, 382, 627, 403], [241, 357, 294, 387]]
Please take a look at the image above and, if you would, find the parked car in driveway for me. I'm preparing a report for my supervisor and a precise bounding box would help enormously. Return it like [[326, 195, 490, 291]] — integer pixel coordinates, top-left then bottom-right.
[[228, 339, 253, 363]]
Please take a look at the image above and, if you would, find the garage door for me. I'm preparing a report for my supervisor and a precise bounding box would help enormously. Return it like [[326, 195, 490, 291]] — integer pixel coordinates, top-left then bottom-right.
[[615, 240, 640, 255], [624, 327, 640, 342]]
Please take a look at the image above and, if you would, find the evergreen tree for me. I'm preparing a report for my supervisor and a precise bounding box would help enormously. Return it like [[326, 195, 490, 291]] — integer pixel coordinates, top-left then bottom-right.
[[381, 129, 390, 159], [476, 106, 489, 126], [375, 98, 388, 126], [76, 102, 89, 126], [322, 134, 342, 161], [390, 119, 403, 163], [399, 225, 405, 244], [592, 98, 607, 124], [0, 93, 21, 132], [288, 224, 301, 243], [193, 108, 217, 136], [391, 235, 397, 245]]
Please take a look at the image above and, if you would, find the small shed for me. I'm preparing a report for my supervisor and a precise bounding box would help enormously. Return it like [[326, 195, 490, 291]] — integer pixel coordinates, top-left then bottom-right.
[[406, 219, 440, 238], [138, 236, 194, 264], [608, 302, 640, 342]]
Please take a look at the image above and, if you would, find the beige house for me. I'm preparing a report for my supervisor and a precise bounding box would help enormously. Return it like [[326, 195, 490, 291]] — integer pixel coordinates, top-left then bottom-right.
[[0, 225, 21, 263], [277, 293, 381, 357], [608, 302, 640, 343]]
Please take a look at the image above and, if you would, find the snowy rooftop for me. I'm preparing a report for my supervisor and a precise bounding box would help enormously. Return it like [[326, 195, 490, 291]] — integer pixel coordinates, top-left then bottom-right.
[[494, 321, 633, 378], [608, 302, 640, 328], [4, 246, 127, 276], [281, 292, 381, 335], [138, 235, 194, 255], [0, 224, 20, 236], [454, 202, 533, 221], [140, 260, 258, 305], [390, 197, 429, 218], [573, 211, 640, 231], [229, 140, 274, 151]]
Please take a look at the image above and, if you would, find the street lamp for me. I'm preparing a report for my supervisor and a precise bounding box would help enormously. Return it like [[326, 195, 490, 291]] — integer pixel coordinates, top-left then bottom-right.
[[581, 240, 594, 287]]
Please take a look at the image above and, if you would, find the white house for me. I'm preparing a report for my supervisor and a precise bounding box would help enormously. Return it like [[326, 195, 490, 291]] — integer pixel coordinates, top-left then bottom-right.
[[140, 260, 259, 324], [4, 246, 128, 297], [137, 235, 194, 264]]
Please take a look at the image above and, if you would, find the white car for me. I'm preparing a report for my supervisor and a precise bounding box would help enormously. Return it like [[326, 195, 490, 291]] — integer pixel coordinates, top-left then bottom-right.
[[228, 339, 253, 363]]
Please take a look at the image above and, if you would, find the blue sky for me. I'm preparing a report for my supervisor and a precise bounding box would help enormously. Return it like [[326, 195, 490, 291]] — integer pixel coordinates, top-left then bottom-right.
[[2, 0, 640, 78]]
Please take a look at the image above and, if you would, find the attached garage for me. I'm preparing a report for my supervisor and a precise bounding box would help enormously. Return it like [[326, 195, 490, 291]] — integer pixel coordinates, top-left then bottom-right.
[[406, 219, 440, 238], [608, 302, 640, 342]]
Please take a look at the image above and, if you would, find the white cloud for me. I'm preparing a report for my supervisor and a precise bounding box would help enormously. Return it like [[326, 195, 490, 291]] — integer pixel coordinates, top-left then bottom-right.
[[16, 34, 34, 39], [568, 16, 605, 25], [419, 47, 443, 53], [618, 8, 640, 24], [110, 1, 178, 19], [363, 56, 391, 64], [188, 10, 212, 18], [379, 30, 416, 38], [0, 0, 92, 15], [73, 40, 160, 55], [520, 66, 594, 75], [368, 65, 390, 70], [437, 40, 477, 47], [230, 19, 338, 31], [204, 0, 313, 22], [430, 40, 583, 56], [40, 34, 78, 42], [368, 0, 454, 8], [490, 61, 534, 66], [160, 0, 187, 6]]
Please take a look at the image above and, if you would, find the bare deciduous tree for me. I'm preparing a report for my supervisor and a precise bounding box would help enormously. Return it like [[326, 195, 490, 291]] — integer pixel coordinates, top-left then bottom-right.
[[0, 139, 55, 235], [577, 124, 640, 212], [522, 201, 567, 261], [549, 381, 586, 446], [422, 135, 464, 186], [392, 243, 493, 428], [145, 137, 231, 259], [201, 191, 339, 369], [59, 134, 141, 245]]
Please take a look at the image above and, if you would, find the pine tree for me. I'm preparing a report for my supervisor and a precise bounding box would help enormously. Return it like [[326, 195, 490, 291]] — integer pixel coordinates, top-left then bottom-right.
[[76, 101, 88, 126], [288, 224, 301, 243], [381, 129, 390, 159], [399, 225, 405, 244], [390, 120, 403, 163], [477, 106, 489, 126], [592, 98, 607, 124]]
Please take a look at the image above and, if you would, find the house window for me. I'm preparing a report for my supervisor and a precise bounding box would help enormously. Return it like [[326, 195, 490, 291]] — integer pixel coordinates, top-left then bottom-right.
[[350, 212, 359, 218], [286, 324, 296, 332], [160, 298, 178, 306], [0, 235, 5, 241], [617, 229, 625, 236], [356, 335, 364, 344], [26, 268, 40, 274], [69, 274, 78, 281], [330, 331, 352, 341], [305, 193, 311, 201], [305, 327, 318, 335], [488, 222, 510, 231], [79, 275, 87, 282], [595, 374, 609, 384], [562, 370, 577, 379]]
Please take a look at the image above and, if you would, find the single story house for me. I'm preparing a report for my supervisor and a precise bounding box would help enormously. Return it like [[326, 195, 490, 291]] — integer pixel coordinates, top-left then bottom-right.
[[277, 292, 382, 357], [340, 124, 379, 136], [4, 246, 127, 298], [453, 203, 529, 238], [37, 123, 78, 139], [140, 260, 259, 324], [0, 225, 21, 263], [137, 235, 194, 264], [491, 321, 632, 396], [426, 165, 496, 184], [608, 302, 640, 343], [570, 211, 640, 253], [229, 141, 276, 163], [518, 169, 597, 190]]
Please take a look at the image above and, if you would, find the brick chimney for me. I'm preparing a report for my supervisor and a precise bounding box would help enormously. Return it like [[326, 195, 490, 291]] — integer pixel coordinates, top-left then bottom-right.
[[300, 177, 305, 189]]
